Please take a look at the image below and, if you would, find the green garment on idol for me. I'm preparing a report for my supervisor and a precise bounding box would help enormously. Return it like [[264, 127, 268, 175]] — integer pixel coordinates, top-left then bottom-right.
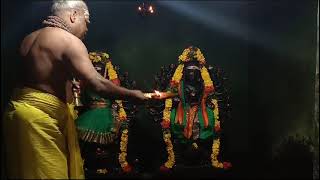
[[169, 80, 216, 143], [170, 106, 215, 143], [76, 89, 119, 144]]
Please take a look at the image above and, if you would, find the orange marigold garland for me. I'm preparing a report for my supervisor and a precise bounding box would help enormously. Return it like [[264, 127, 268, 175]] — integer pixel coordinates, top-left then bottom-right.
[[89, 51, 131, 172]]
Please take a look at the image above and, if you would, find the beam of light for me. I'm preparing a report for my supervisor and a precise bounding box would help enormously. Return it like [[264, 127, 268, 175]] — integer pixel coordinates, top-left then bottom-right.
[[158, 1, 313, 61], [158, 1, 275, 49], [158, 1, 250, 42]]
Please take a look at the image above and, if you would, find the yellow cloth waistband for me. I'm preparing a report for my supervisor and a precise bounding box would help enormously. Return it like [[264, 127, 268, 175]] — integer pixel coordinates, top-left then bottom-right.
[[11, 87, 67, 120]]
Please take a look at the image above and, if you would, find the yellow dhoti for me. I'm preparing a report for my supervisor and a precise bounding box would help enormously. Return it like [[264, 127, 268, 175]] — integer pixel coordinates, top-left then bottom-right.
[[2, 87, 84, 179]]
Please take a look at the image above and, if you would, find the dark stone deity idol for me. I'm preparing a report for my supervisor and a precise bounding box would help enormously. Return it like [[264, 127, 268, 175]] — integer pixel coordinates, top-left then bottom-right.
[[148, 46, 232, 173], [75, 51, 139, 177]]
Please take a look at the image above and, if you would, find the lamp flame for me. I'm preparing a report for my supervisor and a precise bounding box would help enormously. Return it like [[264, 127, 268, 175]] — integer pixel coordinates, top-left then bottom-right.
[[155, 90, 161, 96]]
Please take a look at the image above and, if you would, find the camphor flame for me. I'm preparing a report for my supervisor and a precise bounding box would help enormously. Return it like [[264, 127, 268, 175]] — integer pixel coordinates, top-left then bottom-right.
[[155, 90, 161, 97]]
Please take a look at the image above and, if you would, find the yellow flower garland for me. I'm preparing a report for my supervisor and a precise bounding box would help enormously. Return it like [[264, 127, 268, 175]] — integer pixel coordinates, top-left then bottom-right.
[[201, 66, 214, 88], [171, 64, 184, 86], [195, 48, 206, 65], [89, 51, 130, 172], [211, 138, 224, 168], [115, 100, 127, 121], [106, 62, 118, 80], [212, 99, 219, 121], [178, 47, 206, 65], [210, 98, 224, 168], [162, 98, 172, 125], [163, 130, 175, 168], [161, 47, 219, 169], [119, 129, 129, 169], [178, 48, 190, 62]]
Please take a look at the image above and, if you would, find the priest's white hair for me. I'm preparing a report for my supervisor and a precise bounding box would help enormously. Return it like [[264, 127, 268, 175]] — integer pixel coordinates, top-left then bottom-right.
[[51, 0, 89, 19]]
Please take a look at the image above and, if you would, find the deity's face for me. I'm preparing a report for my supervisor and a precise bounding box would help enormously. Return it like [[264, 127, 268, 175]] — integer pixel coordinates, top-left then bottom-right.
[[183, 61, 203, 104], [93, 62, 106, 77]]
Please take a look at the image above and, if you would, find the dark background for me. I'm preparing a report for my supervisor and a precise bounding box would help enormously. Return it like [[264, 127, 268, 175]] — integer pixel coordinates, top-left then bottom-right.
[[1, 0, 318, 178]]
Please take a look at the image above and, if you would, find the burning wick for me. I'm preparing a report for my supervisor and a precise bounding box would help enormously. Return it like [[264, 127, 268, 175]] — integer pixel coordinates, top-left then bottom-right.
[[143, 90, 177, 99], [154, 90, 161, 97], [143, 90, 161, 98]]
